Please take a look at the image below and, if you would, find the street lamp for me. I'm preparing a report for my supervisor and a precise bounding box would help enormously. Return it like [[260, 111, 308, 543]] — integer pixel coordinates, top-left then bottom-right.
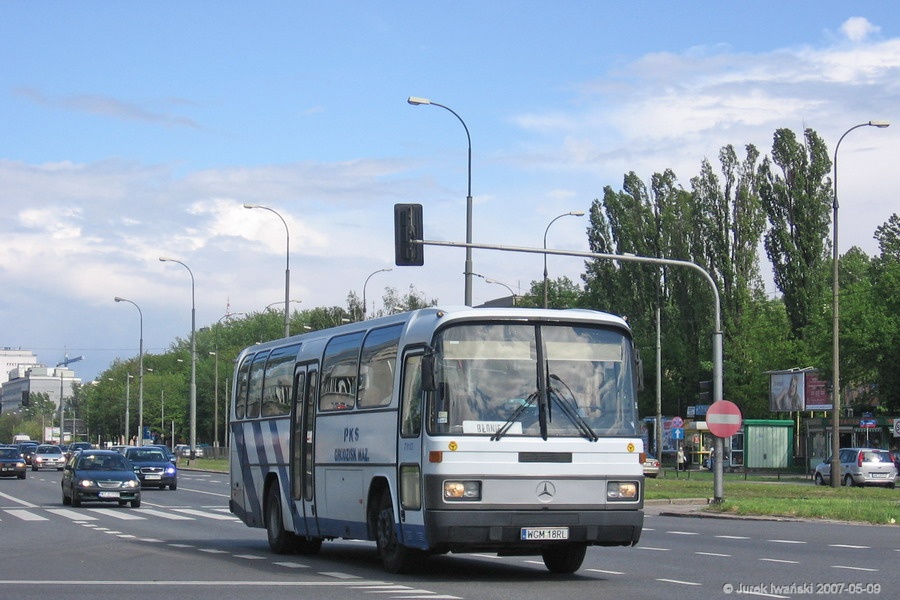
[[159, 256, 197, 462], [472, 272, 518, 306], [408, 96, 474, 306], [543, 211, 585, 308], [485, 278, 517, 305], [830, 120, 889, 488], [115, 296, 144, 446], [362, 268, 392, 320], [244, 204, 291, 338]]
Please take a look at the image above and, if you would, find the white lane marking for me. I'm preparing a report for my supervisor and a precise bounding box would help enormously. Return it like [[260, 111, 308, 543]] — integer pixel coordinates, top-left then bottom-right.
[[139, 509, 194, 520], [657, 578, 702, 586], [695, 551, 731, 557], [759, 558, 799, 564], [0, 491, 38, 508], [832, 565, 878, 572], [45, 508, 97, 520], [768, 539, 806, 544], [829, 544, 869, 549], [586, 568, 626, 575], [273, 562, 310, 568], [88, 508, 145, 520], [5, 509, 48, 521], [716, 535, 750, 539], [172, 508, 239, 520], [667, 531, 699, 535]]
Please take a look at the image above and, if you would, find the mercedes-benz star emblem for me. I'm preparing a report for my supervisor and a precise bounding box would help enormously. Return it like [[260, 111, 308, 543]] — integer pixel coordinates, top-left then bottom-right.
[[535, 481, 556, 502]]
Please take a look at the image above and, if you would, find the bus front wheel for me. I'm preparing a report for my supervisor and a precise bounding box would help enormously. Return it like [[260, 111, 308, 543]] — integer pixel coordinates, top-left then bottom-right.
[[375, 488, 423, 574], [541, 543, 587, 574]]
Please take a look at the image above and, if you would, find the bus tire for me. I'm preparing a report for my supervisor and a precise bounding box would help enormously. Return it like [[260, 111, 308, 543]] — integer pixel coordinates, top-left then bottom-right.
[[375, 488, 423, 574], [294, 536, 323, 555], [541, 543, 587, 574], [266, 484, 295, 554]]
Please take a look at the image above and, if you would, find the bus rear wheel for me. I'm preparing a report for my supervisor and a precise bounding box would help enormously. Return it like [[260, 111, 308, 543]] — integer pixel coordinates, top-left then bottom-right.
[[375, 488, 424, 574], [266, 484, 295, 554], [541, 543, 587, 574]]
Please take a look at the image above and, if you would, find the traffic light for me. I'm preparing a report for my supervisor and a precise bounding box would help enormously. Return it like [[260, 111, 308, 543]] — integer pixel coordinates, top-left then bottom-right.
[[394, 203, 424, 266], [698, 380, 711, 403]]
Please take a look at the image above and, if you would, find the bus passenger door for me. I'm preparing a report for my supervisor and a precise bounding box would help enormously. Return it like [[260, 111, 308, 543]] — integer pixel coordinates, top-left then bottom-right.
[[290, 363, 320, 539], [396, 350, 428, 549]]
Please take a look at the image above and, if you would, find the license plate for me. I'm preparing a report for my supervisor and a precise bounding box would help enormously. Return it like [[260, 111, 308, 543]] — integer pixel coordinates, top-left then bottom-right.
[[521, 527, 569, 541], [870, 473, 886, 478], [144, 474, 161, 480], [98, 491, 120, 498]]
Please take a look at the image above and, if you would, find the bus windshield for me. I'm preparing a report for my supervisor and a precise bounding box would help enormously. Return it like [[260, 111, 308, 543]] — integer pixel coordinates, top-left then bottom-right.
[[428, 321, 637, 438]]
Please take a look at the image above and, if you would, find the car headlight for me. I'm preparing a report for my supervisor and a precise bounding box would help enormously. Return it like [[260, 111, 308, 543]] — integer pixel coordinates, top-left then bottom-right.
[[443, 480, 481, 501], [78, 479, 95, 487], [165, 467, 176, 475], [123, 480, 139, 488], [16, 462, 25, 468], [607, 481, 639, 501]]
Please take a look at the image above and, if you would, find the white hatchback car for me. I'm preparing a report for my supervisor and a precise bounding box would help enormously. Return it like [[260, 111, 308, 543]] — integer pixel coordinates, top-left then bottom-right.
[[814, 448, 897, 488]]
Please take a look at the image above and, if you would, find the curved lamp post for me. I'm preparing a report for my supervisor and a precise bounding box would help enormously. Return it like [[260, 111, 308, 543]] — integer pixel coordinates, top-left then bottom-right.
[[830, 120, 889, 487], [160, 256, 197, 462], [114, 296, 143, 446], [362, 268, 392, 320], [543, 211, 585, 308], [244, 204, 291, 338], [472, 272, 517, 306], [408, 96, 473, 306]]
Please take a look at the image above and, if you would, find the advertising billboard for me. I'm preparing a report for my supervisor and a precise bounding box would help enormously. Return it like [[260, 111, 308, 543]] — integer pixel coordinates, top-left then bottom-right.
[[768, 369, 831, 412]]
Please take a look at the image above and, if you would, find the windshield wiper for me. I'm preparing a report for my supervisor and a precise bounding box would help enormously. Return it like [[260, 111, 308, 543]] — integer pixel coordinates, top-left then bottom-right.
[[491, 389, 540, 441], [549, 373, 598, 441]]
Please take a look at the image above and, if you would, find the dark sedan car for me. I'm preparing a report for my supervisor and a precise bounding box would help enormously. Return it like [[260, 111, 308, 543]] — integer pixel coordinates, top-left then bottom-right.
[[17, 442, 38, 465], [124, 447, 177, 490], [0, 447, 27, 479], [61, 449, 141, 508]]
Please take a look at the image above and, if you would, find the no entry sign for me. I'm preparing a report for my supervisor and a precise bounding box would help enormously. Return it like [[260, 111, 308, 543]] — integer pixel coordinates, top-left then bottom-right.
[[706, 400, 742, 438]]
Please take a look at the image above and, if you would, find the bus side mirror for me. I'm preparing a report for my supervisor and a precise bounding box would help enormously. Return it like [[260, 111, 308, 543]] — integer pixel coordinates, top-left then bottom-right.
[[421, 348, 436, 392]]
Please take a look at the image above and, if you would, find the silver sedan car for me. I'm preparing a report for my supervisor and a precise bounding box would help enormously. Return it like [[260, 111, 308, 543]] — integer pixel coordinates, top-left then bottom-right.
[[32, 444, 67, 471]]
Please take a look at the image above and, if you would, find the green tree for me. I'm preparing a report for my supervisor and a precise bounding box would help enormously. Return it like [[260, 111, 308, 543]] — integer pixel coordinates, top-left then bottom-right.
[[759, 128, 832, 339]]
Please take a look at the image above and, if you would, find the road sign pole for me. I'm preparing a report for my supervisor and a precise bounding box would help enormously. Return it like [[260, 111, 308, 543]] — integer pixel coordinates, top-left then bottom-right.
[[706, 400, 743, 503]]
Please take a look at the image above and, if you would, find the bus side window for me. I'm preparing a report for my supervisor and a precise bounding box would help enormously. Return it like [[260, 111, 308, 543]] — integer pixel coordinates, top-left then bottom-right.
[[246, 351, 269, 419], [320, 331, 364, 411], [357, 324, 402, 409], [234, 355, 253, 420], [400, 354, 423, 436]]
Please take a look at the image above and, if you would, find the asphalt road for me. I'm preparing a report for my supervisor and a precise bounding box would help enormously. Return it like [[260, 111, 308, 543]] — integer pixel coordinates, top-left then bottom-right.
[[1, 469, 896, 600]]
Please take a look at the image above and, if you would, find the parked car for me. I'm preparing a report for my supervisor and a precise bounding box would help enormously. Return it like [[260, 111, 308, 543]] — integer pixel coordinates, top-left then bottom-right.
[[61, 449, 141, 508], [174, 444, 203, 458], [124, 447, 177, 490], [814, 448, 897, 488], [0, 446, 27, 479], [32, 444, 66, 471], [642, 453, 661, 478]]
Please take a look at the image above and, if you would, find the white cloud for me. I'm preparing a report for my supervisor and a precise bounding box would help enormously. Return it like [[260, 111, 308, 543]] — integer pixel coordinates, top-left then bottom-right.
[[841, 17, 880, 42]]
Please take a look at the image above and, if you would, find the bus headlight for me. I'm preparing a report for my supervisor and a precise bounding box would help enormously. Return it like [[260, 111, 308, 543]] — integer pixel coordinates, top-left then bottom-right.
[[443, 480, 481, 501], [607, 481, 638, 501], [400, 465, 421, 510]]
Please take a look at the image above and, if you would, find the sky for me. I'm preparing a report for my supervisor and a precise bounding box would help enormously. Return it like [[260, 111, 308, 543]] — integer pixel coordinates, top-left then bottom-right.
[[2, 2, 899, 383]]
